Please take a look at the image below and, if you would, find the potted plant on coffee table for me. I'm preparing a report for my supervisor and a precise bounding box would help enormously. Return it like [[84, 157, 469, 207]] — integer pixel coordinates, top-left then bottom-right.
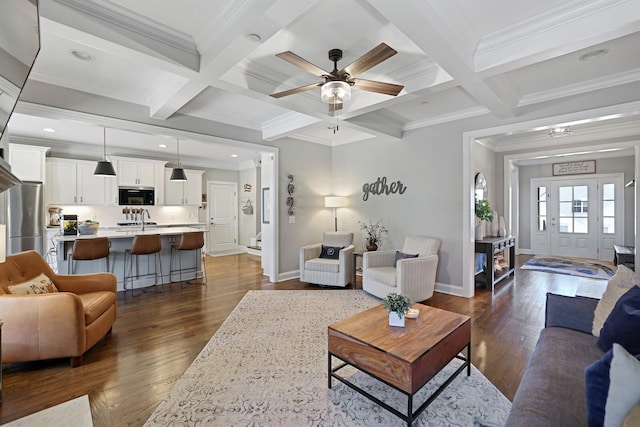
[[381, 293, 412, 327]]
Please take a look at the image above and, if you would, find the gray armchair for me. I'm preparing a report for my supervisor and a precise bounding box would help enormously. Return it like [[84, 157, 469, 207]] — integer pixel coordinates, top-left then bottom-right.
[[363, 236, 441, 302], [300, 232, 354, 287]]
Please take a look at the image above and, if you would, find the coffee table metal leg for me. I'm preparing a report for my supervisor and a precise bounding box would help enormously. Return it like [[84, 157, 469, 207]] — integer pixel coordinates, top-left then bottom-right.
[[328, 353, 332, 388], [407, 395, 413, 426], [467, 343, 471, 376]]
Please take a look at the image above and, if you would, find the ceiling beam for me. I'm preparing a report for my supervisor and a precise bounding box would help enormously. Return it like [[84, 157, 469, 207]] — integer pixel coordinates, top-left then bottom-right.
[[367, 0, 516, 119]]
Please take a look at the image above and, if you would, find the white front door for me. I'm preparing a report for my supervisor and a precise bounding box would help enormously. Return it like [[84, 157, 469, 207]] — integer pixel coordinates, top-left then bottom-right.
[[549, 178, 598, 259], [207, 182, 238, 253]]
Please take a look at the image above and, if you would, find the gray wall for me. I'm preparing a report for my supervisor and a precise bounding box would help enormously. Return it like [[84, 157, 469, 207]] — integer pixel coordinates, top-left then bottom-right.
[[331, 122, 465, 290], [272, 137, 333, 275], [517, 156, 635, 249]]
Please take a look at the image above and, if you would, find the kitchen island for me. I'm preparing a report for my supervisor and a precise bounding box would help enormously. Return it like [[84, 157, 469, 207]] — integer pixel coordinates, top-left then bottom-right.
[[55, 227, 206, 292]]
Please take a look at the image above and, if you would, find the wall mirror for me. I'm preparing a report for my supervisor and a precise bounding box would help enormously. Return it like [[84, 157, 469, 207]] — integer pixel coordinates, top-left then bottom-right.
[[475, 172, 487, 201], [0, 0, 40, 139]]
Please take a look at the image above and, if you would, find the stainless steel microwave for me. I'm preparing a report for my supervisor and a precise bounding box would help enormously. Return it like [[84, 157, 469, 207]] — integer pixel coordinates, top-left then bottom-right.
[[119, 187, 155, 205]]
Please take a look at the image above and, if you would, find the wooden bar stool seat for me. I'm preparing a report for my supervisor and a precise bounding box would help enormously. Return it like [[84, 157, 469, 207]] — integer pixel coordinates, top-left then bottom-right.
[[68, 237, 110, 274], [124, 234, 163, 296], [170, 231, 207, 287]]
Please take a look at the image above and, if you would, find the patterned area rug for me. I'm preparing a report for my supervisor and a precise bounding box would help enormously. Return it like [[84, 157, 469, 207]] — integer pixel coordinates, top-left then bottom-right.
[[145, 290, 511, 426], [521, 256, 615, 280]]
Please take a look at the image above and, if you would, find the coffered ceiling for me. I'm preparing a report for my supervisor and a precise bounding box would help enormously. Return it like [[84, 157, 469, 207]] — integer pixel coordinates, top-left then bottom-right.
[[7, 0, 640, 166]]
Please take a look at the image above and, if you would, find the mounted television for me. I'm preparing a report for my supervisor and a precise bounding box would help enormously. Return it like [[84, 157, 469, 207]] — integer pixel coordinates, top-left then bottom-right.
[[0, 0, 40, 140]]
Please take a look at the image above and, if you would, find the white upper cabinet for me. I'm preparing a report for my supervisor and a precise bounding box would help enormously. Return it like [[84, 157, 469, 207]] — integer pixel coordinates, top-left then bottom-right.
[[164, 169, 203, 206], [117, 159, 155, 187], [9, 144, 50, 181], [46, 158, 107, 205]]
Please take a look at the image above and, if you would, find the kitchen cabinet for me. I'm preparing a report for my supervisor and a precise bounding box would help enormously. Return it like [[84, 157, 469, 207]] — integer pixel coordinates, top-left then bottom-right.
[[154, 164, 165, 205], [9, 143, 50, 181], [46, 158, 110, 205], [164, 169, 203, 206], [117, 159, 155, 187]]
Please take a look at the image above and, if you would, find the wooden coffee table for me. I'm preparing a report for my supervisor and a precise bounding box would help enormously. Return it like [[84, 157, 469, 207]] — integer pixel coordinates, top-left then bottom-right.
[[328, 304, 471, 426]]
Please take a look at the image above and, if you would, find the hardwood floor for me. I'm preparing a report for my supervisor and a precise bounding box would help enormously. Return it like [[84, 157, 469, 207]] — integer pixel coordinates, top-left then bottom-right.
[[0, 253, 607, 426]]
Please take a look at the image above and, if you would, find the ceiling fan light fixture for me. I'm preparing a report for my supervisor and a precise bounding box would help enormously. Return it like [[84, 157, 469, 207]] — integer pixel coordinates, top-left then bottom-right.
[[321, 81, 351, 104]]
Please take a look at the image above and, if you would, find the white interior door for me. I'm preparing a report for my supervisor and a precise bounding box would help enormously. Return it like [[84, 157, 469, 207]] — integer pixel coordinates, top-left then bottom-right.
[[549, 178, 598, 259], [207, 182, 238, 253]]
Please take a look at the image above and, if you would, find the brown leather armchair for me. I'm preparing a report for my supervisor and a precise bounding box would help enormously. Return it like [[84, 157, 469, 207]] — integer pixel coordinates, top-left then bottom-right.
[[0, 250, 117, 367]]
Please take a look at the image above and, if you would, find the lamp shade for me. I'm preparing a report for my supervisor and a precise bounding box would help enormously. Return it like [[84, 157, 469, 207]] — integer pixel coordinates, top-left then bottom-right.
[[324, 196, 348, 208], [94, 160, 116, 177], [320, 81, 351, 104], [170, 167, 187, 181]]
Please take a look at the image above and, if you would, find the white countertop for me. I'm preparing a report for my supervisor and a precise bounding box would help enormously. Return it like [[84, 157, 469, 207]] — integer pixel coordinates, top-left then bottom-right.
[[55, 226, 206, 242]]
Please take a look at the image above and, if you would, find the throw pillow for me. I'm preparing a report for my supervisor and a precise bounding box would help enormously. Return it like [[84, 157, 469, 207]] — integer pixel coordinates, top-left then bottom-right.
[[604, 344, 640, 427], [593, 265, 640, 336], [319, 245, 343, 260], [7, 273, 59, 295], [394, 251, 418, 267], [597, 286, 640, 354], [585, 346, 640, 427]]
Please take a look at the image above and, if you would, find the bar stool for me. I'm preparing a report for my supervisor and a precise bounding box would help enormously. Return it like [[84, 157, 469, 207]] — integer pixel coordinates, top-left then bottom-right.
[[68, 237, 110, 274], [124, 234, 163, 296], [169, 231, 207, 287]]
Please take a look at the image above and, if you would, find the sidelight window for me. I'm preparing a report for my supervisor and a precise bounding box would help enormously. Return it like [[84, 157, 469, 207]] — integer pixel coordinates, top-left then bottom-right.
[[602, 183, 615, 234], [536, 186, 547, 231]]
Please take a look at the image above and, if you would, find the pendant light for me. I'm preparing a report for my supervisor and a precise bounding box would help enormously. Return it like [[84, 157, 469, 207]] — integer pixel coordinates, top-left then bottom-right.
[[170, 138, 187, 181], [94, 127, 116, 176]]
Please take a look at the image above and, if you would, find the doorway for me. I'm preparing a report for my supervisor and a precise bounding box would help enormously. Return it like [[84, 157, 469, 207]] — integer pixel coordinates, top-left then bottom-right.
[[207, 181, 238, 254], [530, 174, 623, 261]]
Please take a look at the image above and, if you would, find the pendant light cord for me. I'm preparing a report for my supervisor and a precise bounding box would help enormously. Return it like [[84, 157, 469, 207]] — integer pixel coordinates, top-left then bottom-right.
[[103, 128, 107, 160]]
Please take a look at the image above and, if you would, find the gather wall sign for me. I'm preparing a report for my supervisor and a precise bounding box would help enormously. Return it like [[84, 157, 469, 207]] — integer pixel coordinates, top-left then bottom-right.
[[362, 177, 407, 201]]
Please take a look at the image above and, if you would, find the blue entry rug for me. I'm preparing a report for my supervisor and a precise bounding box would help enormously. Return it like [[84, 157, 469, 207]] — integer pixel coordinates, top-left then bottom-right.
[[521, 256, 615, 280]]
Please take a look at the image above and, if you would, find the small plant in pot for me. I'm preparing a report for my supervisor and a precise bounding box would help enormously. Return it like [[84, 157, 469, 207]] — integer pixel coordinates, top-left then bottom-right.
[[381, 293, 412, 327], [358, 219, 388, 251]]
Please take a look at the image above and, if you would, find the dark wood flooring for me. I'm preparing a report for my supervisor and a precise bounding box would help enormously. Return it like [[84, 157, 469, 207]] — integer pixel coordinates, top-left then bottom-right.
[[0, 253, 607, 426]]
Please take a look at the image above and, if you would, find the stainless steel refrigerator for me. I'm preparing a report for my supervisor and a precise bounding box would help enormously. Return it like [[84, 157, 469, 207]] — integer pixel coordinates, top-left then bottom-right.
[[7, 181, 44, 255]]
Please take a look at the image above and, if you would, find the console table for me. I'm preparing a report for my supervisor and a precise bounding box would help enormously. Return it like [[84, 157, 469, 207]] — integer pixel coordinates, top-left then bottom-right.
[[475, 236, 516, 290]]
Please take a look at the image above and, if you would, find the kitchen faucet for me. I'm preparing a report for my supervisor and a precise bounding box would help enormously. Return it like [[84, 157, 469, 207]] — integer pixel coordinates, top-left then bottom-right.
[[141, 209, 151, 231]]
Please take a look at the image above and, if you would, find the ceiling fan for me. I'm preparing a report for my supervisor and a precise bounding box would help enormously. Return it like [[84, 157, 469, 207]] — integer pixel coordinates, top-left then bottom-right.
[[270, 43, 404, 113]]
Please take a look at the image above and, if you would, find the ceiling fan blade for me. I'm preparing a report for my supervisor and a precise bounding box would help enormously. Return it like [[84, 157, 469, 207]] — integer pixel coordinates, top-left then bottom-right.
[[271, 83, 321, 98], [351, 78, 404, 96], [339, 43, 398, 78], [329, 102, 343, 113], [276, 51, 331, 77]]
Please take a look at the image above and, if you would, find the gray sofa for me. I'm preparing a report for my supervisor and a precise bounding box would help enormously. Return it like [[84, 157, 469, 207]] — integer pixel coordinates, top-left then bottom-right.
[[505, 293, 603, 426]]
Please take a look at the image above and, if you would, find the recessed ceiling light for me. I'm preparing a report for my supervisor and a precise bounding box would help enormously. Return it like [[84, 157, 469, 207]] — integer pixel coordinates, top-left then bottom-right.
[[231, 154, 238, 158], [158, 144, 167, 148], [247, 33, 262, 42], [42, 127, 56, 133], [548, 126, 574, 138], [69, 49, 96, 61], [579, 49, 608, 61]]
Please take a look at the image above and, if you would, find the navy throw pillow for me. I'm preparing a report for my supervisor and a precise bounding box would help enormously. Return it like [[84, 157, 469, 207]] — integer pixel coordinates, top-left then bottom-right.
[[597, 285, 640, 354], [319, 245, 343, 260], [585, 348, 640, 427], [394, 251, 419, 267]]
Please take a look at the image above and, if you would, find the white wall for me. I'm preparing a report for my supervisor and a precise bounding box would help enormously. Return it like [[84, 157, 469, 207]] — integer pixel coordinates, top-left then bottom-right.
[[238, 167, 257, 246]]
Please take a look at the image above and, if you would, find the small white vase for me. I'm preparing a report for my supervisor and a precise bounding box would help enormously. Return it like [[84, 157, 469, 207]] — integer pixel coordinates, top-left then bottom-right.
[[475, 222, 484, 240], [389, 312, 405, 327], [499, 216, 507, 237], [491, 212, 499, 236]]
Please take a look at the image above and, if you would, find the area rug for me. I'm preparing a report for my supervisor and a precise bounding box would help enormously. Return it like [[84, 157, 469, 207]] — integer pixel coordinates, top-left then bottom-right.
[[521, 256, 615, 280], [2, 395, 92, 427], [144, 290, 510, 426]]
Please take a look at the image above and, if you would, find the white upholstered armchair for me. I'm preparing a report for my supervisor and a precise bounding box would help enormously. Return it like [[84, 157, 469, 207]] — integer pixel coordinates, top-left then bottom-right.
[[300, 232, 354, 287], [362, 236, 441, 302]]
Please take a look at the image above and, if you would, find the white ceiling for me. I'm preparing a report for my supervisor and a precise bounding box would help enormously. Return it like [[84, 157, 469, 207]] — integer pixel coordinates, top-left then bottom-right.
[[6, 0, 640, 168]]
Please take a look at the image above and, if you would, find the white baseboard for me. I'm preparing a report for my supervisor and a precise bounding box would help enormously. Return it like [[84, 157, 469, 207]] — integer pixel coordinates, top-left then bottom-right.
[[434, 282, 467, 298], [518, 248, 533, 255], [278, 270, 300, 281]]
